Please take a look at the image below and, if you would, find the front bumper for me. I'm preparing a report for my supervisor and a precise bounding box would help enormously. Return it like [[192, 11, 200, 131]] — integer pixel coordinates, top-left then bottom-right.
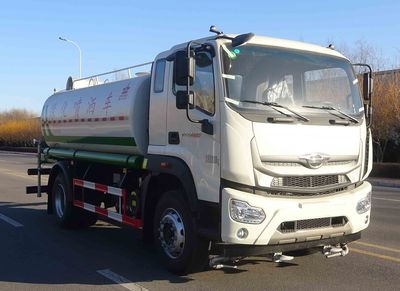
[[215, 232, 361, 257], [221, 181, 371, 245]]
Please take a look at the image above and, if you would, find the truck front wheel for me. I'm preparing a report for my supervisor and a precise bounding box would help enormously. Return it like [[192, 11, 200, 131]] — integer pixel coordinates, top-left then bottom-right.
[[153, 191, 209, 274]]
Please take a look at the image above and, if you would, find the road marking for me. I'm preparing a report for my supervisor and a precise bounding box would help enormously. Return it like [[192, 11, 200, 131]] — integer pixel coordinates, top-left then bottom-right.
[[0, 213, 23, 227], [97, 269, 149, 291], [372, 197, 400, 203], [351, 247, 400, 263], [353, 241, 400, 253]]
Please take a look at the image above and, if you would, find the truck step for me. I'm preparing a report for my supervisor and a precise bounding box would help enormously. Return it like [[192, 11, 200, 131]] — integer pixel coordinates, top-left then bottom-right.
[[27, 168, 51, 175], [26, 185, 48, 194]]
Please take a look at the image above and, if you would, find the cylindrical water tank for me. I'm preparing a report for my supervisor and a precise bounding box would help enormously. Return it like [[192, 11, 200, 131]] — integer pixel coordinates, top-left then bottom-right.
[[41, 75, 151, 155]]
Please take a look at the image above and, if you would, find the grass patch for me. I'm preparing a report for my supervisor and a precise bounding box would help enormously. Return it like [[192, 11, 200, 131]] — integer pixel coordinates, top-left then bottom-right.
[[0, 109, 42, 147]]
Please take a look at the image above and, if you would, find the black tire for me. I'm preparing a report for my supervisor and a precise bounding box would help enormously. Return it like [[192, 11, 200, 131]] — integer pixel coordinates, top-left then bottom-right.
[[80, 210, 98, 227], [52, 173, 97, 228], [52, 173, 79, 228], [153, 191, 209, 275]]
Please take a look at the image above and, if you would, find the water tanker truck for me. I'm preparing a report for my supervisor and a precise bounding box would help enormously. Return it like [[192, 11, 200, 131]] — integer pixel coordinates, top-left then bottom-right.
[[27, 26, 373, 274]]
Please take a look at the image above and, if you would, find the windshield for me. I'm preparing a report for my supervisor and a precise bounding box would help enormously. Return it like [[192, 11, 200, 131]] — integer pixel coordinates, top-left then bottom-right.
[[221, 44, 363, 119]]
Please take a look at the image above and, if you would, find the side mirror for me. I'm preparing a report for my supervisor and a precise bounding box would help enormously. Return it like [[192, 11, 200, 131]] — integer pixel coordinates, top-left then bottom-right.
[[361, 71, 373, 128], [362, 72, 373, 100], [195, 52, 213, 68], [174, 50, 195, 86], [352, 63, 373, 127], [176, 90, 194, 109]]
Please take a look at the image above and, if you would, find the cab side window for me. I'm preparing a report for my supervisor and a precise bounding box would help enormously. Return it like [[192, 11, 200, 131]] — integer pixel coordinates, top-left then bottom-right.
[[192, 51, 215, 114], [154, 59, 166, 93], [173, 50, 215, 115]]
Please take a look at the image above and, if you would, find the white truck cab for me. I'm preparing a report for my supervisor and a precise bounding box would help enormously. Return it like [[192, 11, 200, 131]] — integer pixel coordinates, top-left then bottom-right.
[[149, 30, 372, 245]]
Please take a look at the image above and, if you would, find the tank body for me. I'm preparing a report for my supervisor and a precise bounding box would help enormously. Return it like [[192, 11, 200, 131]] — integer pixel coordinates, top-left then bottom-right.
[[41, 75, 151, 155]]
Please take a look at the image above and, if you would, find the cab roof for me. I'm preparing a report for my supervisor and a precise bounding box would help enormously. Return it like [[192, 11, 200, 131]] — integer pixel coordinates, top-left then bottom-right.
[[157, 34, 349, 61]]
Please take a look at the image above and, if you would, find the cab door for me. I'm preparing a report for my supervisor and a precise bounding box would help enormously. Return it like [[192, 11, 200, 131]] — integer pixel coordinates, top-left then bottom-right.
[[165, 48, 221, 203]]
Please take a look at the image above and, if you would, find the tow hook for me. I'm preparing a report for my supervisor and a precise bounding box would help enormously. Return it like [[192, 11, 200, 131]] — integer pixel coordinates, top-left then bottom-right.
[[323, 244, 349, 258]]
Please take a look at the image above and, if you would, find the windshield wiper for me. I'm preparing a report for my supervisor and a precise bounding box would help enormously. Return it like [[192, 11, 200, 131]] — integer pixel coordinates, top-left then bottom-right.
[[241, 100, 309, 122], [302, 105, 359, 124]]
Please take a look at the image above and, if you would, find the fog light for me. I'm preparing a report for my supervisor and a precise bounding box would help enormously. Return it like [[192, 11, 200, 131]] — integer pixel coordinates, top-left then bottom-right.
[[356, 192, 371, 214], [237, 228, 249, 239]]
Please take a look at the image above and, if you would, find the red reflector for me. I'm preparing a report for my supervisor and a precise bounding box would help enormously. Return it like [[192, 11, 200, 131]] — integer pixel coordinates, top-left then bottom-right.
[[160, 162, 170, 168]]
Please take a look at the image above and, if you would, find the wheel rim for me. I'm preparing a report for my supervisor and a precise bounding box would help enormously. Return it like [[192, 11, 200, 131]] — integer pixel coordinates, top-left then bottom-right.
[[158, 208, 185, 259], [54, 184, 66, 218]]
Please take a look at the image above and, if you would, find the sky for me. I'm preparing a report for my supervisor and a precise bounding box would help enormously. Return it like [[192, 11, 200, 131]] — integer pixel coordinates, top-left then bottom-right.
[[0, 0, 399, 114]]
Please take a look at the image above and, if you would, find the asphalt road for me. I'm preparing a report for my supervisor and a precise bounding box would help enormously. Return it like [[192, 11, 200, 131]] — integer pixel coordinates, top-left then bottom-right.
[[0, 151, 399, 291]]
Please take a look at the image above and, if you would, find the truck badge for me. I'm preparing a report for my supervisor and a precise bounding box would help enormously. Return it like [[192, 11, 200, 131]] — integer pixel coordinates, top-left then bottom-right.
[[299, 153, 330, 169]]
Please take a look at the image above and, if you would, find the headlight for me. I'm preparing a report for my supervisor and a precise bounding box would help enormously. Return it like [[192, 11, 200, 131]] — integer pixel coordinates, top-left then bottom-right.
[[356, 192, 371, 214], [230, 199, 266, 224]]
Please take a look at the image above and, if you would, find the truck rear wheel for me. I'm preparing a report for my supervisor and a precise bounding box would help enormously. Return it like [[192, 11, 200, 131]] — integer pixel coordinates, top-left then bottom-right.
[[52, 173, 79, 228], [52, 173, 97, 228], [153, 191, 209, 274]]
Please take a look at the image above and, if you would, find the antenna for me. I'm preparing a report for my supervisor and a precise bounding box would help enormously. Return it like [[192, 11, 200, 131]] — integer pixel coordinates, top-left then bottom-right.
[[209, 25, 223, 35]]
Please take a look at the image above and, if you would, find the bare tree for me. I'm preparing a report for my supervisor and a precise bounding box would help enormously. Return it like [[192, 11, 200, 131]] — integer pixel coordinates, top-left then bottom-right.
[[337, 40, 386, 73], [337, 41, 400, 162], [372, 73, 400, 161]]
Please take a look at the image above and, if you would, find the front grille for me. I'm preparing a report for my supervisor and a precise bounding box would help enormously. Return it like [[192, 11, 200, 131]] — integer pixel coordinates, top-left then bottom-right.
[[256, 186, 348, 197], [279, 216, 348, 233], [263, 160, 356, 167], [271, 175, 349, 189], [263, 162, 301, 167], [254, 184, 357, 198], [297, 218, 330, 230]]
